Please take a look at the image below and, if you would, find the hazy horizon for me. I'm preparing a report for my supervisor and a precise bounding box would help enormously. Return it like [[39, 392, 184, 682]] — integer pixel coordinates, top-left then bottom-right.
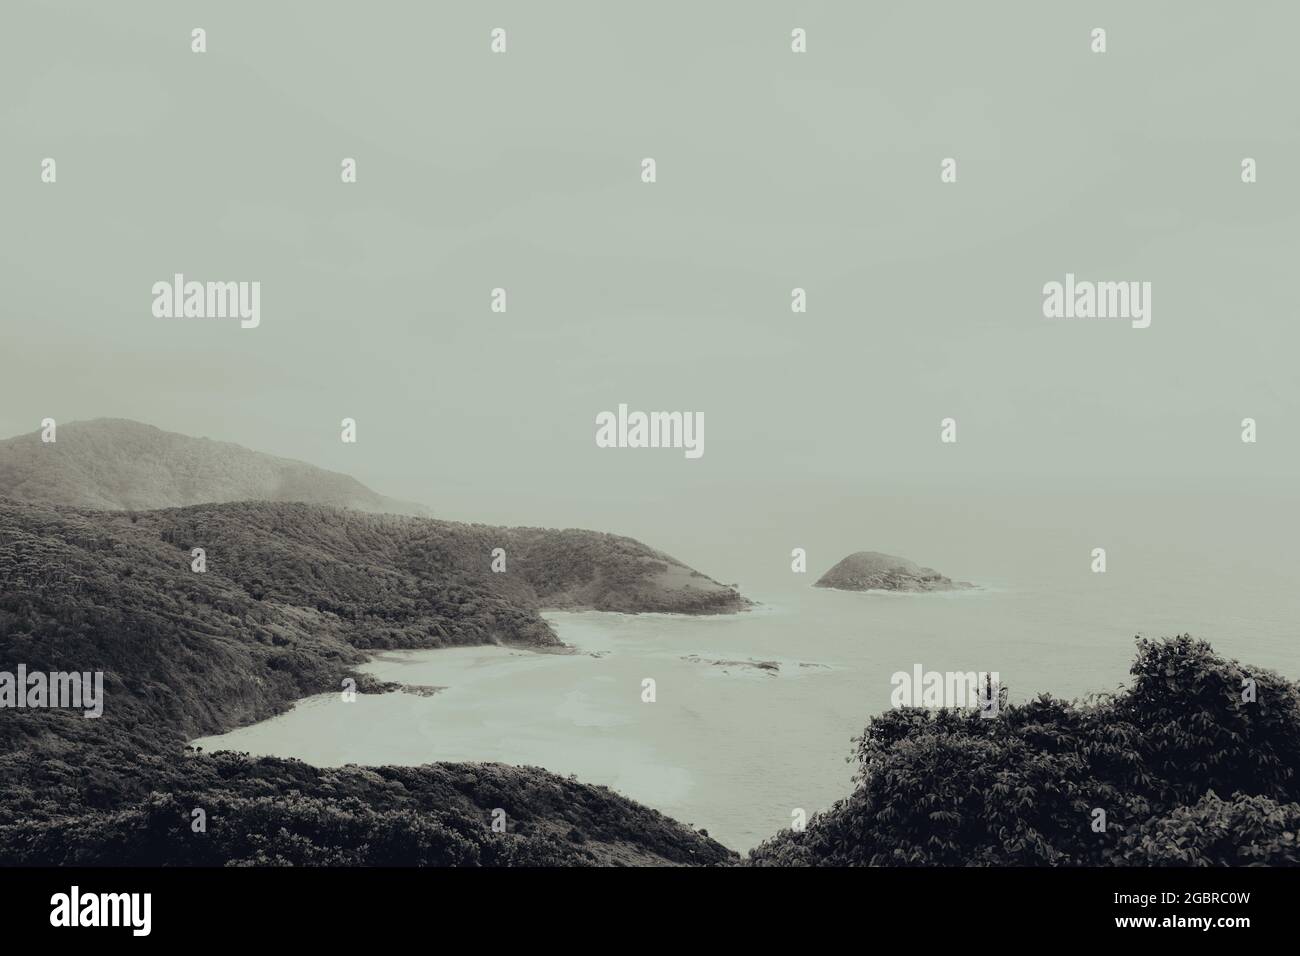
[[5, 1, 1300, 627], [5, 414, 1298, 657]]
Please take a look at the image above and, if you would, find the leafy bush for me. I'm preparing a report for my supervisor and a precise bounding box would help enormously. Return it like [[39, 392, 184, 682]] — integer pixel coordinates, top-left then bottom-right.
[[1116, 792, 1300, 866], [748, 636, 1300, 866]]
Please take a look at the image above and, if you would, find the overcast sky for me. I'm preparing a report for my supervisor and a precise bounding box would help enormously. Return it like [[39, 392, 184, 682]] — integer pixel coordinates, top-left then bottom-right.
[[3, 1, 1298, 579]]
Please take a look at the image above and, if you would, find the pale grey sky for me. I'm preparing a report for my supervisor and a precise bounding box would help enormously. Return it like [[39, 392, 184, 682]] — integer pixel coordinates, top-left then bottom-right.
[[3, 1, 1298, 581]]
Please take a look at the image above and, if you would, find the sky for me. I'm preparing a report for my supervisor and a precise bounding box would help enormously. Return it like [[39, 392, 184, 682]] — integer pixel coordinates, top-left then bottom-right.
[[3, 1, 1299, 585]]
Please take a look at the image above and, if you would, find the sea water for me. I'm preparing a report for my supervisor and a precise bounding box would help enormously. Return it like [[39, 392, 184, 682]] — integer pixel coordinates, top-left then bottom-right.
[[195, 554, 1300, 852]]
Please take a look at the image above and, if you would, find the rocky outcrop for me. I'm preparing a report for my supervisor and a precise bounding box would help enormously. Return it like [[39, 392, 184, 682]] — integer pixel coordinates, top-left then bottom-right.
[[814, 551, 972, 592]]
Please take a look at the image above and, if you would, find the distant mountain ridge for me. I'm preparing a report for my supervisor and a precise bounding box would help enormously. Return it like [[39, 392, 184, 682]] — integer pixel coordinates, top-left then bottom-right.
[[0, 418, 427, 516]]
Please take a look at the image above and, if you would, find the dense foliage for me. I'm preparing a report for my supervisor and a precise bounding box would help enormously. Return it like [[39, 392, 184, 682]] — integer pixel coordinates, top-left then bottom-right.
[[0, 752, 732, 866], [0, 499, 744, 748], [747, 635, 1300, 866]]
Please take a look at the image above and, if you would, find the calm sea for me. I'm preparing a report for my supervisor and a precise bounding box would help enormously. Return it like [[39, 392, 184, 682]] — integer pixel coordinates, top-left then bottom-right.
[[196, 541, 1300, 851]]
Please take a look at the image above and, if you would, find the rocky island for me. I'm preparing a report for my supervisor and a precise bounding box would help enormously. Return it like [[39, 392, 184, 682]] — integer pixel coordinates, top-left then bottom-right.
[[813, 551, 972, 592]]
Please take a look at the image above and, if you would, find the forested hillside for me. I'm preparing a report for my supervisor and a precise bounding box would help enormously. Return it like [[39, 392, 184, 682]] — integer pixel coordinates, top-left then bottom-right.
[[0, 497, 747, 737], [0, 497, 744, 865]]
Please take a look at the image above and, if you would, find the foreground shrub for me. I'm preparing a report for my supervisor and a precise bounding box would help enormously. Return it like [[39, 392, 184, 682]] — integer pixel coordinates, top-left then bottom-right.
[[748, 636, 1300, 866]]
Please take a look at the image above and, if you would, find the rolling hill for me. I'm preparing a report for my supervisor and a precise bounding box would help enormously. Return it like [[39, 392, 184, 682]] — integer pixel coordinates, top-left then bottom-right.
[[0, 418, 428, 515]]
